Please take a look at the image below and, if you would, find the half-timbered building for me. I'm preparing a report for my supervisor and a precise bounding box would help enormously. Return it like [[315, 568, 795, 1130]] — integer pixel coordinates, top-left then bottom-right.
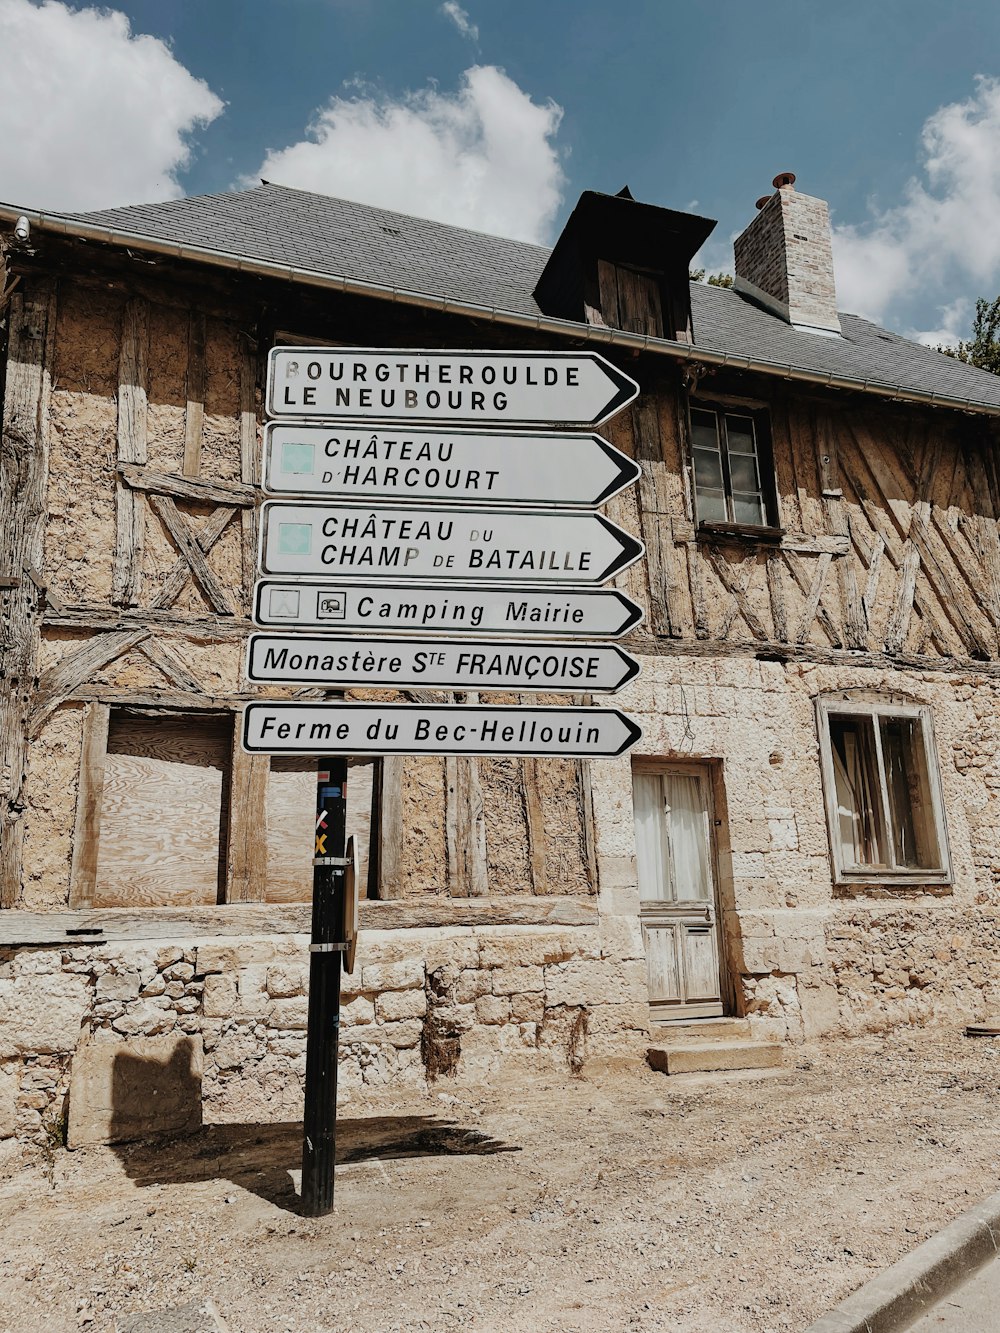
[[2, 172, 999, 1144]]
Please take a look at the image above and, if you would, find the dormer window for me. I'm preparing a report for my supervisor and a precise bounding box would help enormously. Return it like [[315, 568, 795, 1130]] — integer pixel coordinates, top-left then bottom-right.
[[688, 402, 779, 531]]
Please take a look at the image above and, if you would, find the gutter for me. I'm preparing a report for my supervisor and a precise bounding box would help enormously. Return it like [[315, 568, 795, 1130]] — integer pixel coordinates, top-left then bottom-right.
[[3, 201, 999, 419]]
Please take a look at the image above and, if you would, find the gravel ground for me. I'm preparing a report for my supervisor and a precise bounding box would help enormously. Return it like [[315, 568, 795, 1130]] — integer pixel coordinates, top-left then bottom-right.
[[1, 1027, 998, 1333]]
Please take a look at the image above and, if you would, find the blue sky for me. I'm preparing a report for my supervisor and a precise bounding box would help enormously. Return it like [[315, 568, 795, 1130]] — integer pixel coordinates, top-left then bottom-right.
[[3, 0, 1000, 344]]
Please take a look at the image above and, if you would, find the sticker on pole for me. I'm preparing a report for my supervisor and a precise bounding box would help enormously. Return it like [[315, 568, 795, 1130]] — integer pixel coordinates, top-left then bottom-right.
[[343, 834, 359, 976]]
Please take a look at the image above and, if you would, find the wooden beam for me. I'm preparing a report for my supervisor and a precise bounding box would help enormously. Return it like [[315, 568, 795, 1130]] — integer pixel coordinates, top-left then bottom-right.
[[0, 895, 599, 946], [792, 551, 833, 645], [817, 412, 867, 648], [766, 551, 788, 643], [522, 758, 548, 893], [0, 281, 58, 906], [112, 298, 149, 607], [446, 754, 488, 897], [148, 495, 236, 616], [239, 344, 260, 611], [68, 703, 111, 909], [30, 627, 150, 735], [44, 602, 253, 639], [137, 637, 205, 694], [632, 400, 685, 637], [183, 309, 206, 477], [706, 546, 768, 641], [226, 737, 269, 903], [66, 686, 244, 712], [376, 755, 404, 899], [780, 550, 841, 647], [149, 504, 238, 612], [575, 758, 599, 895], [117, 462, 255, 508]]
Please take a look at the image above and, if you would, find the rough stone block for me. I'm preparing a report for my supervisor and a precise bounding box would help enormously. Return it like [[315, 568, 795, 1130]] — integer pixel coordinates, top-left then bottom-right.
[[67, 1032, 203, 1148], [0, 1066, 16, 1139], [163, 962, 195, 983], [453, 969, 492, 1004], [597, 915, 645, 962], [734, 937, 780, 974], [509, 991, 545, 1024], [377, 989, 426, 1022], [491, 965, 544, 996], [647, 1040, 783, 1074], [475, 994, 511, 1025], [476, 930, 587, 970], [201, 973, 237, 1018], [237, 964, 270, 1014], [342, 995, 375, 1025], [212, 1027, 261, 1071], [96, 970, 141, 1003], [362, 959, 424, 992], [0, 973, 90, 1057], [111, 1000, 176, 1037], [13, 949, 62, 977], [544, 958, 648, 1008], [381, 1019, 423, 1049], [266, 963, 307, 999], [193, 945, 238, 976], [268, 997, 309, 1030]]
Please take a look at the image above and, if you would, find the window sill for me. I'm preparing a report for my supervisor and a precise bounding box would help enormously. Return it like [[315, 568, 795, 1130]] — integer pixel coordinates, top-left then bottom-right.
[[833, 876, 953, 899], [696, 521, 785, 545]]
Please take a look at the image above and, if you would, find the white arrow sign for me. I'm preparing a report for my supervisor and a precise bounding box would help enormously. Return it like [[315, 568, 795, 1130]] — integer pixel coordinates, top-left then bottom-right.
[[259, 502, 644, 585], [266, 348, 639, 427], [262, 423, 641, 508], [242, 702, 642, 758], [252, 580, 644, 639], [246, 634, 641, 694]]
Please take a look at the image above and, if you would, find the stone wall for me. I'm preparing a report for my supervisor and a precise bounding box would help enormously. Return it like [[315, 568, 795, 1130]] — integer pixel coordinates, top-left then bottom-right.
[[0, 918, 649, 1153]]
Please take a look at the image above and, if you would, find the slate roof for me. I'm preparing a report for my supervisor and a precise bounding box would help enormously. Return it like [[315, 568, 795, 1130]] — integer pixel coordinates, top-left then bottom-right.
[[11, 182, 1000, 413]]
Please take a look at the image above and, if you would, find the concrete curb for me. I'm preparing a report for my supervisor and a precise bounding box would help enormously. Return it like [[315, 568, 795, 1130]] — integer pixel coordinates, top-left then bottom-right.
[[803, 1189, 1000, 1333]]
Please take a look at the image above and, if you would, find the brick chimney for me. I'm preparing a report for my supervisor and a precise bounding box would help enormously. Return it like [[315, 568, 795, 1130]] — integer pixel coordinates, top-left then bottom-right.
[[733, 173, 841, 336]]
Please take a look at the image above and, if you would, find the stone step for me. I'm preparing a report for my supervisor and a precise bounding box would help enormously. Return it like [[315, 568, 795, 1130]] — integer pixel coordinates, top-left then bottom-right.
[[649, 1017, 751, 1041], [647, 1040, 784, 1075]]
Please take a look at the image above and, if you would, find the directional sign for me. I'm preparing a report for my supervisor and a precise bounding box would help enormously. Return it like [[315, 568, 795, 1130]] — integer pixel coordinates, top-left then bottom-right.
[[262, 423, 641, 509], [252, 580, 644, 639], [242, 702, 642, 758], [259, 502, 644, 586], [246, 634, 641, 694], [266, 348, 640, 427]]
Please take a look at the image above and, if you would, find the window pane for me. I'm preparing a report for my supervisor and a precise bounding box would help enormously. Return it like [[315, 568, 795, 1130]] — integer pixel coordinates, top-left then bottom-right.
[[693, 447, 724, 488], [829, 715, 887, 868], [725, 415, 757, 454], [690, 408, 720, 450], [729, 452, 760, 491], [732, 493, 765, 525], [633, 773, 673, 901], [880, 717, 941, 869], [663, 774, 711, 901], [696, 487, 728, 522]]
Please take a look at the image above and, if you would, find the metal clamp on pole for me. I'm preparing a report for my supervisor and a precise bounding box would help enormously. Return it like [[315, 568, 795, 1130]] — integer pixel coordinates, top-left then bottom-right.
[[310, 942, 347, 953], [313, 855, 352, 867]]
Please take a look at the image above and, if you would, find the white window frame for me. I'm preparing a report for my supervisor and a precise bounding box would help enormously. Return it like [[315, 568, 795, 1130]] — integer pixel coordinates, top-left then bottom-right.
[[816, 696, 952, 888]]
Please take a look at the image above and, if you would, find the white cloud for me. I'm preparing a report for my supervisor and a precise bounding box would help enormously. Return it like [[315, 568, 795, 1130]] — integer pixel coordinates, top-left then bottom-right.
[[253, 66, 565, 244], [832, 76, 1000, 332], [440, 1, 478, 41], [0, 0, 223, 210]]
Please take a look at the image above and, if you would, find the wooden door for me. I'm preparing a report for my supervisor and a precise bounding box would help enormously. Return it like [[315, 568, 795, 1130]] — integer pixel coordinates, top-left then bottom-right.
[[632, 766, 725, 1020]]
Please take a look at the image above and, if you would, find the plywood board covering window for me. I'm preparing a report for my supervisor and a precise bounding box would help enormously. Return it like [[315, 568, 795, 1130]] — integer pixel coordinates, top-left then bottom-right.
[[266, 757, 378, 903], [93, 713, 232, 907], [816, 698, 951, 887]]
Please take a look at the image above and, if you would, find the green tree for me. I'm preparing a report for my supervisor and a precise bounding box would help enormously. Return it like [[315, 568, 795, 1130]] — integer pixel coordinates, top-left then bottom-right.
[[939, 296, 1000, 375], [689, 269, 734, 288]]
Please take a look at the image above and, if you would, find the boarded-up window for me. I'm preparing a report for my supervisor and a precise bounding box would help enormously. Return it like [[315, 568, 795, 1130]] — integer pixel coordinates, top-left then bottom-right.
[[93, 713, 232, 908], [265, 757, 379, 902]]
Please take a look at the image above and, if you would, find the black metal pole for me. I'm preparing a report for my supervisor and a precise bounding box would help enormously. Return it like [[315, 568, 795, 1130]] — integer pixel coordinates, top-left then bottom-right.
[[301, 754, 348, 1217]]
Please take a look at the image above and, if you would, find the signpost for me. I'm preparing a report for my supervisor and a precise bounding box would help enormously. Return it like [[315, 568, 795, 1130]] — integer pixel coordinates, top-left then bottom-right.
[[266, 348, 639, 426], [247, 344, 646, 1218], [245, 633, 641, 693], [262, 422, 640, 508], [243, 701, 643, 759], [252, 580, 645, 638], [259, 501, 644, 584]]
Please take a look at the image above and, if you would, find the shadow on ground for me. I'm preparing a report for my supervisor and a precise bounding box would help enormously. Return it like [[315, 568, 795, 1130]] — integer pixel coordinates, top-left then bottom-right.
[[112, 1116, 519, 1213]]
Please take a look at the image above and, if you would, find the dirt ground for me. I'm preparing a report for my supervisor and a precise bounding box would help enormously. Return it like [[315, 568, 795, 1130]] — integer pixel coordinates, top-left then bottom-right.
[[1, 1028, 998, 1333]]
